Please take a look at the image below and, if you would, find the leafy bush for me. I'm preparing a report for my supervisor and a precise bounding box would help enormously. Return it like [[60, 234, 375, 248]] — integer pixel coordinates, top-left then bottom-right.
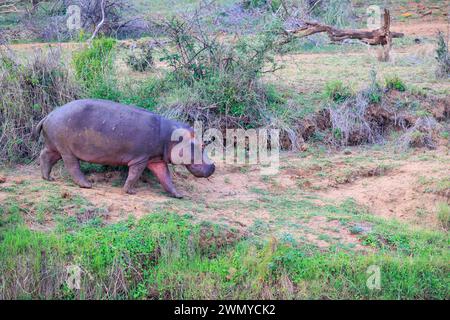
[[323, 80, 353, 103], [72, 38, 120, 100], [0, 48, 79, 163], [385, 75, 406, 92], [155, 16, 286, 129], [118, 77, 161, 110], [366, 69, 383, 104]]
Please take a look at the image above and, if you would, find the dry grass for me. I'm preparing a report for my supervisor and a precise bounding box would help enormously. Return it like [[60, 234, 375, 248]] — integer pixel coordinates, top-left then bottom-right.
[[0, 46, 79, 163], [397, 116, 443, 151]]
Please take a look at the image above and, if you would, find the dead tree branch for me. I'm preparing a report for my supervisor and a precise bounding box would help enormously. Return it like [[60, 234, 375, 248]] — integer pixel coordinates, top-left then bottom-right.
[[89, 0, 106, 43], [285, 9, 403, 60]]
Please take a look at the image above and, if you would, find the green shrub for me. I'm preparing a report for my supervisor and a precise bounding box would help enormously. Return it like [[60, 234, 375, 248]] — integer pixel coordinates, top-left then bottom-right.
[[366, 69, 382, 104], [156, 17, 287, 129], [118, 77, 161, 110], [385, 75, 406, 92], [323, 80, 353, 103], [72, 38, 119, 100]]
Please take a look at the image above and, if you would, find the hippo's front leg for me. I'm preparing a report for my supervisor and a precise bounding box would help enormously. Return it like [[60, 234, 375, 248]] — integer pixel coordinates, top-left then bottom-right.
[[147, 162, 183, 199]]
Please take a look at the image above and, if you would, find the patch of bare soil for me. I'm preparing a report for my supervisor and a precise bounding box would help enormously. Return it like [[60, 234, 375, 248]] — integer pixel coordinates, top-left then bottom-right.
[[314, 149, 450, 229], [174, 163, 268, 203], [0, 161, 267, 224], [297, 216, 370, 252], [0, 165, 169, 223]]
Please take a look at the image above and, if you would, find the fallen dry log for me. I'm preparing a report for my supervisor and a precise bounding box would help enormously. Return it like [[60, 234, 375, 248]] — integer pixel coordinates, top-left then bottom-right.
[[285, 9, 404, 61]]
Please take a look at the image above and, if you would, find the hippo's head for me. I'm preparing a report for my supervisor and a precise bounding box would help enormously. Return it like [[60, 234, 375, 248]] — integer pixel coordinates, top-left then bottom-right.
[[165, 126, 215, 178]]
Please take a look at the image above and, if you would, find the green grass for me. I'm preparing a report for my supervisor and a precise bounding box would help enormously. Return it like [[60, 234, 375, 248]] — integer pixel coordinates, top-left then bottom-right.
[[437, 202, 449, 230], [1, 187, 448, 299]]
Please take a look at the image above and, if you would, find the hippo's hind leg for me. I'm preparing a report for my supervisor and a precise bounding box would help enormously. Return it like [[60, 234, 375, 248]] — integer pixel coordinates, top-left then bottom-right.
[[147, 162, 183, 199], [123, 161, 147, 195], [61, 154, 92, 189], [40, 147, 61, 181]]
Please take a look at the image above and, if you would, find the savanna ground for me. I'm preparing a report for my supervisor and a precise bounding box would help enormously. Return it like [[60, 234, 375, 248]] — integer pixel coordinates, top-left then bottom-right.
[[0, 0, 449, 299]]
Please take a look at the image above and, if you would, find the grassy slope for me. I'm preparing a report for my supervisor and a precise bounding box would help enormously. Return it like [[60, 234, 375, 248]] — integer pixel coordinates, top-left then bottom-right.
[[1, 148, 449, 299], [1, 200, 448, 299]]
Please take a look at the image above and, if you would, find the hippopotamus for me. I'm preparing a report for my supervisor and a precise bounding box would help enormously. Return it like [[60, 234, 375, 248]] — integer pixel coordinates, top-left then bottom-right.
[[34, 99, 215, 198]]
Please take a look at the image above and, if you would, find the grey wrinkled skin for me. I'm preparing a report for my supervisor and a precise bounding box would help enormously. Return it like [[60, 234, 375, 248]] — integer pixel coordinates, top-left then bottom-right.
[[34, 99, 215, 198]]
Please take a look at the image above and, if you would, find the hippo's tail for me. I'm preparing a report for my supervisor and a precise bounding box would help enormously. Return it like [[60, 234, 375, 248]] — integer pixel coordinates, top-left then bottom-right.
[[33, 117, 46, 140]]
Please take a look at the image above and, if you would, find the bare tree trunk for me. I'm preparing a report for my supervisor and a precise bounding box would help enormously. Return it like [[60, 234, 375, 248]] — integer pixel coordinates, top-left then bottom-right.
[[379, 9, 392, 62]]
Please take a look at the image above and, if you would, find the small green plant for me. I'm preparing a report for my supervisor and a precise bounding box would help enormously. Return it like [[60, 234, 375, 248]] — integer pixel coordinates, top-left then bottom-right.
[[324, 80, 352, 103], [415, 109, 431, 117], [366, 69, 382, 104], [385, 75, 406, 92], [368, 91, 382, 104]]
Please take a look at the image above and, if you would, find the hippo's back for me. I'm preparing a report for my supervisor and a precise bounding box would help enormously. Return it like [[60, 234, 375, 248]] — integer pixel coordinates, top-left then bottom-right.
[[49, 99, 158, 123], [42, 99, 163, 165]]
